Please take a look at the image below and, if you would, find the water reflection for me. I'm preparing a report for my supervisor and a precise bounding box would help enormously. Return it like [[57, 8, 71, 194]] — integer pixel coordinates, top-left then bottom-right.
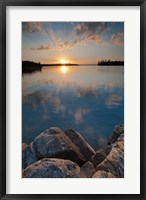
[[60, 66, 69, 74], [22, 65, 124, 150], [105, 94, 123, 107], [69, 108, 90, 124]]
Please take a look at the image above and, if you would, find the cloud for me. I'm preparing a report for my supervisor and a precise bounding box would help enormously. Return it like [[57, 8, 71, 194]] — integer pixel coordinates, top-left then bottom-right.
[[74, 22, 108, 35], [22, 22, 43, 33], [55, 37, 87, 50], [85, 33, 102, 44], [31, 31, 103, 51], [111, 32, 124, 46], [29, 22, 106, 51], [31, 44, 52, 50]]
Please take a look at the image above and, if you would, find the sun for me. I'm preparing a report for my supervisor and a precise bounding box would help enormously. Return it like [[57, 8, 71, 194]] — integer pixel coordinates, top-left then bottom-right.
[[60, 59, 68, 64]]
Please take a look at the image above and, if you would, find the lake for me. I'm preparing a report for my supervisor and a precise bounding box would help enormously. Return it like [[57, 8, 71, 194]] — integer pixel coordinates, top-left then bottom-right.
[[22, 65, 124, 151]]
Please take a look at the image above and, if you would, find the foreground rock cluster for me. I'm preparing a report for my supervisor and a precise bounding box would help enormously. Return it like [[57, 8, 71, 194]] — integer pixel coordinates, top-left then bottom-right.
[[22, 124, 124, 178]]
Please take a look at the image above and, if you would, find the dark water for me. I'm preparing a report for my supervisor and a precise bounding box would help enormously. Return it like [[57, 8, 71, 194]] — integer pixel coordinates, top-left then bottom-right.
[[22, 65, 124, 150]]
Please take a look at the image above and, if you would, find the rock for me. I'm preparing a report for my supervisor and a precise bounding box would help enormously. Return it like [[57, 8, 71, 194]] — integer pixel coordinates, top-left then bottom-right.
[[104, 145, 112, 155], [93, 170, 115, 178], [22, 143, 37, 169], [92, 125, 124, 168], [81, 161, 95, 178], [92, 149, 106, 167], [22, 158, 82, 178], [108, 124, 124, 145], [95, 134, 124, 178], [117, 134, 124, 151], [22, 125, 124, 178], [33, 127, 86, 166], [65, 129, 95, 161]]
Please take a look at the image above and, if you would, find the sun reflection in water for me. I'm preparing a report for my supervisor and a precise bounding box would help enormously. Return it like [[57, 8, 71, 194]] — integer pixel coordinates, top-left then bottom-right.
[[60, 66, 69, 74]]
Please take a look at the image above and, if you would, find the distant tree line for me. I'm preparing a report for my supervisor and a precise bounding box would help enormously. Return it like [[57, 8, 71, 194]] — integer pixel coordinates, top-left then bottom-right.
[[42, 63, 78, 66], [98, 60, 124, 66]]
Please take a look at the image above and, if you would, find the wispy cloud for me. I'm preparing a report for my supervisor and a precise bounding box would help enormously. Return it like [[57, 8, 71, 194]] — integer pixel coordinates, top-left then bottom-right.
[[31, 44, 52, 50], [31, 26, 103, 51], [111, 32, 124, 46]]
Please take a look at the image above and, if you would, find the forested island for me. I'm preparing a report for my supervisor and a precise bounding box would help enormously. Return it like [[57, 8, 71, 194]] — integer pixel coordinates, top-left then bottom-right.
[[22, 61, 42, 73], [98, 60, 124, 66]]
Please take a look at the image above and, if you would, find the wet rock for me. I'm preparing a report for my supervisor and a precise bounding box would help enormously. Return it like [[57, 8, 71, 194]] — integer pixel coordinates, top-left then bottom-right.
[[92, 149, 106, 167], [22, 158, 82, 178], [95, 134, 124, 178], [108, 124, 124, 145], [33, 127, 86, 166], [93, 170, 115, 178], [65, 129, 95, 161], [22, 143, 37, 169], [81, 161, 95, 178]]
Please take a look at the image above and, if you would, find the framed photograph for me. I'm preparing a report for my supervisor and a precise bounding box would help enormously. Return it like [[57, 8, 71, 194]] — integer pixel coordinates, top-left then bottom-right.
[[0, 0, 145, 199]]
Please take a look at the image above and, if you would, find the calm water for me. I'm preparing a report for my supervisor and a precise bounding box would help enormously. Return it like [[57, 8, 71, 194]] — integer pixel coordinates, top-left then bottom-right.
[[22, 65, 124, 150]]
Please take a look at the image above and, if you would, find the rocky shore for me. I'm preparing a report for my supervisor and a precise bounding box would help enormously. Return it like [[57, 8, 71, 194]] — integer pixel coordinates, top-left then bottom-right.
[[22, 124, 124, 178]]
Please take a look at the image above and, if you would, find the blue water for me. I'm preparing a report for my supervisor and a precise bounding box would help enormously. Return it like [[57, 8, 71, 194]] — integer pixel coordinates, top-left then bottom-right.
[[22, 65, 124, 150]]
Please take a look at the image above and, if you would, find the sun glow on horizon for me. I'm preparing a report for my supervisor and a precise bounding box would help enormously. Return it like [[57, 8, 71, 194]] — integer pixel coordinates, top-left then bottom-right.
[[60, 59, 68, 64]]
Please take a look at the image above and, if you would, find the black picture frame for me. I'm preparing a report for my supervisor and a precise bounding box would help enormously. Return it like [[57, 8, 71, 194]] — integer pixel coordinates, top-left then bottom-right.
[[0, 0, 145, 199]]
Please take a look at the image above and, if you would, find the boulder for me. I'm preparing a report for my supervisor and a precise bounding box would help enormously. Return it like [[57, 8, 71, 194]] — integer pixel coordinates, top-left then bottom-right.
[[33, 127, 86, 166], [93, 170, 115, 178], [104, 145, 112, 155], [95, 134, 124, 178], [81, 161, 95, 178], [22, 158, 82, 178], [92, 149, 106, 167], [22, 142, 37, 169], [108, 124, 124, 145], [65, 129, 95, 161], [22, 125, 124, 178]]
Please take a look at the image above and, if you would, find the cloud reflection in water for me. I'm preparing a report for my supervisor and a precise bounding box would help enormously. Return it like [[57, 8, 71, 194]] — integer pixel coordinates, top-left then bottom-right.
[[22, 65, 124, 150]]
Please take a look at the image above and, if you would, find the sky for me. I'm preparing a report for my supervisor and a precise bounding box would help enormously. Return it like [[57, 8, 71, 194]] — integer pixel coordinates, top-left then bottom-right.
[[22, 22, 124, 64]]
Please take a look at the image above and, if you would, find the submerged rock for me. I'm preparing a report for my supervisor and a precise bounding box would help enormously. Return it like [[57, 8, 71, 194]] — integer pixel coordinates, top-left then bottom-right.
[[23, 158, 82, 178], [22, 143, 37, 169], [65, 129, 95, 161], [33, 127, 86, 166]]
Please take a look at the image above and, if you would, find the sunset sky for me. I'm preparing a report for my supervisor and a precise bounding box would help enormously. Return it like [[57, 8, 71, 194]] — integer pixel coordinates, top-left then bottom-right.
[[22, 22, 124, 64]]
